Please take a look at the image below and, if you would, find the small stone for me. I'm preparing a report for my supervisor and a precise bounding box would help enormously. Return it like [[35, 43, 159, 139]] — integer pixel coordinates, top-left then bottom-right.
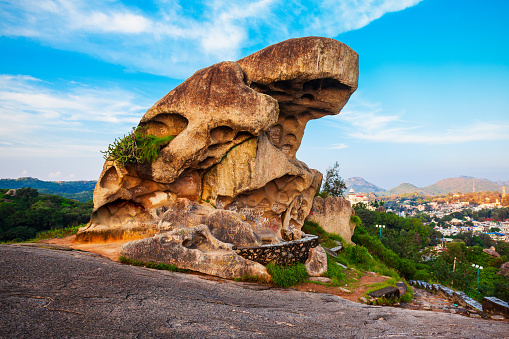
[[359, 297, 367, 303], [335, 262, 347, 269], [470, 314, 481, 318], [338, 287, 351, 293], [491, 315, 505, 320], [306, 277, 331, 284]]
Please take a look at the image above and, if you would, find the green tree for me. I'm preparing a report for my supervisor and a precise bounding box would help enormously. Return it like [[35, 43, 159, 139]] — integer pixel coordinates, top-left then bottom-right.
[[320, 161, 346, 197]]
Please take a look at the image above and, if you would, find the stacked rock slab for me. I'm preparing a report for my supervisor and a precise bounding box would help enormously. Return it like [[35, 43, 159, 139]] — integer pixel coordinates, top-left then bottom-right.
[[77, 37, 358, 279], [306, 196, 357, 245]]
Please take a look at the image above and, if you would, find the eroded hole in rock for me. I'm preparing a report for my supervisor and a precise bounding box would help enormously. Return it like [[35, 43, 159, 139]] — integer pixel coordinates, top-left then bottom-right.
[[284, 115, 299, 130], [182, 239, 193, 248], [250, 82, 270, 92], [272, 80, 293, 92], [140, 113, 189, 138], [100, 166, 119, 189], [269, 125, 283, 145], [283, 134, 297, 144], [265, 91, 293, 102], [281, 144, 292, 155], [300, 93, 314, 102], [210, 126, 235, 144], [303, 78, 349, 92]]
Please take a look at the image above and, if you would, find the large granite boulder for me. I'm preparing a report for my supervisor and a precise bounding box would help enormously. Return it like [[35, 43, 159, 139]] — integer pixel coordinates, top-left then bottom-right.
[[483, 246, 501, 258], [78, 37, 358, 278], [306, 196, 356, 244]]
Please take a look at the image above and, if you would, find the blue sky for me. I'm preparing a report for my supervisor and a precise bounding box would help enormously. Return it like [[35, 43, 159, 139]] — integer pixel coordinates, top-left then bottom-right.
[[1, 0, 508, 189]]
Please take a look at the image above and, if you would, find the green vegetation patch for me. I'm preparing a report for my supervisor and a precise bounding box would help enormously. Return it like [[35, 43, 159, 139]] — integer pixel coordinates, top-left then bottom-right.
[[0, 188, 93, 242], [101, 126, 175, 168], [32, 225, 82, 241], [266, 262, 308, 287], [322, 254, 346, 285]]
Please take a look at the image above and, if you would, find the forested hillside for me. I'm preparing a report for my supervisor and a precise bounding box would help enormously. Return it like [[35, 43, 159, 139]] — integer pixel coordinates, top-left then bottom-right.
[[352, 205, 509, 302], [0, 188, 92, 241], [0, 177, 95, 202]]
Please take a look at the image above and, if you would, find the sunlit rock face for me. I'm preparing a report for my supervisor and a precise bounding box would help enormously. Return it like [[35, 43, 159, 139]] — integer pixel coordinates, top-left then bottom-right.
[[77, 37, 358, 278]]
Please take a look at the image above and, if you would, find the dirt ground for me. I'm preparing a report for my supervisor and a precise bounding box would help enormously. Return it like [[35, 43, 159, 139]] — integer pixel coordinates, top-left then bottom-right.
[[41, 235, 129, 262], [294, 270, 389, 302]]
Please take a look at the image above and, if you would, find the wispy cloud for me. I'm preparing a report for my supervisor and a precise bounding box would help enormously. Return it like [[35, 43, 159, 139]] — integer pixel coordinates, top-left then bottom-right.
[[0, 0, 423, 78], [329, 143, 349, 149], [331, 95, 509, 144], [0, 74, 150, 156]]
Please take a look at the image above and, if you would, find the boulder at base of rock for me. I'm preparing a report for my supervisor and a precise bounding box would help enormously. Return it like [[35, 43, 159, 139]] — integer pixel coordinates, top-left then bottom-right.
[[305, 245, 328, 276], [119, 225, 270, 280], [306, 196, 356, 244]]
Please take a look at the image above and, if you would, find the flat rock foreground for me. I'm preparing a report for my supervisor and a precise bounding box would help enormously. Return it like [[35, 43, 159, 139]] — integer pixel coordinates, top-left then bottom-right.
[[1, 245, 507, 338]]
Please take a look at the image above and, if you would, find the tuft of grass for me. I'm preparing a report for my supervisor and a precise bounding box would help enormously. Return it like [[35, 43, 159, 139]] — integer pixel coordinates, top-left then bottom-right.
[[399, 284, 414, 303], [33, 225, 82, 241], [322, 254, 346, 285], [118, 256, 189, 273], [266, 262, 308, 287], [302, 221, 327, 238], [372, 296, 397, 306], [350, 215, 362, 226], [101, 126, 174, 168]]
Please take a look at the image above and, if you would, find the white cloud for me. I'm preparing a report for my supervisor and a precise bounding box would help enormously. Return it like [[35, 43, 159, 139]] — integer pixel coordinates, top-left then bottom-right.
[[329, 143, 349, 149], [48, 171, 62, 179], [0, 0, 423, 78], [0, 74, 151, 157], [331, 95, 509, 144]]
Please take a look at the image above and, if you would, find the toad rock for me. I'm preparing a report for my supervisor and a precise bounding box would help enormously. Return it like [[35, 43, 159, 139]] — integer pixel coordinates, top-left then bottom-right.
[[78, 37, 358, 278]]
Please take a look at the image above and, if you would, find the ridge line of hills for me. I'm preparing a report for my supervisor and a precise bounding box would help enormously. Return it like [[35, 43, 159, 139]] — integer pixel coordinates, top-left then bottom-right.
[[1, 176, 508, 201], [0, 177, 96, 202], [345, 176, 509, 196]]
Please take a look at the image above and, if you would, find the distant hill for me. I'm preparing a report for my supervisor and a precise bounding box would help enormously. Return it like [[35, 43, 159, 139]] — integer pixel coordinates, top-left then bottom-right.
[[495, 180, 509, 187], [0, 177, 96, 202], [345, 177, 385, 193], [379, 176, 506, 197], [423, 177, 502, 195], [381, 183, 423, 196]]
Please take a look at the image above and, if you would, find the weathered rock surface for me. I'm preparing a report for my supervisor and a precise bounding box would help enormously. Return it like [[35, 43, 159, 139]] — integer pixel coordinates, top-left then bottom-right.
[[304, 245, 328, 276], [306, 196, 356, 244], [77, 37, 358, 277], [119, 225, 270, 280], [3, 245, 509, 339]]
